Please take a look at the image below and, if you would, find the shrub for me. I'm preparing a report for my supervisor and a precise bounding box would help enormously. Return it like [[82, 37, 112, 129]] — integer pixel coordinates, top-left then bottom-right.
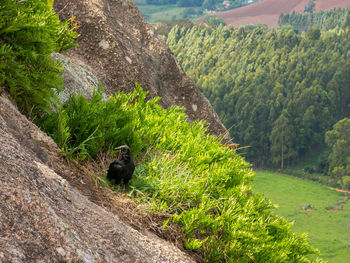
[[304, 166, 314, 174], [40, 84, 323, 262], [304, 0, 315, 13], [39, 85, 143, 161], [325, 118, 350, 180], [0, 0, 77, 117]]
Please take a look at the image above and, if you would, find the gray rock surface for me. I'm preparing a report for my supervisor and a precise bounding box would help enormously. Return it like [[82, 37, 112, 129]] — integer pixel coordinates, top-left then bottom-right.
[[52, 53, 102, 103], [53, 0, 230, 140], [0, 93, 195, 263]]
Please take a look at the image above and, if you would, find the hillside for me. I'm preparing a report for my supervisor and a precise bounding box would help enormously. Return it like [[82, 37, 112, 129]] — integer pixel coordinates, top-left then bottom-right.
[[196, 0, 350, 28], [0, 1, 324, 262], [166, 24, 350, 167], [53, 0, 228, 139]]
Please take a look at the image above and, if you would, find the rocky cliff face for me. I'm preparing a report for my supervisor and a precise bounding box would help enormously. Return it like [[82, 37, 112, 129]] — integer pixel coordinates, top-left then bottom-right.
[[0, 1, 229, 261], [0, 93, 195, 263], [53, 0, 229, 138]]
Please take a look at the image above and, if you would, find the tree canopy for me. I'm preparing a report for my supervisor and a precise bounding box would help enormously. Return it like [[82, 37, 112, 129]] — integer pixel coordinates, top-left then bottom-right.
[[279, 8, 350, 32], [166, 23, 350, 167], [325, 118, 350, 179]]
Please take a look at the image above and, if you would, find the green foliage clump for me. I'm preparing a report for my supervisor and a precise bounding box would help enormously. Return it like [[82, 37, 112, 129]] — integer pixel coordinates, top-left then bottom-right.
[[307, 27, 320, 40], [155, 19, 193, 37], [166, 24, 350, 167], [325, 118, 350, 179], [40, 84, 322, 262], [0, 0, 77, 117], [304, 0, 315, 13], [39, 84, 149, 161], [279, 8, 350, 32], [202, 15, 227, 27], [340, 175, 350, 190]]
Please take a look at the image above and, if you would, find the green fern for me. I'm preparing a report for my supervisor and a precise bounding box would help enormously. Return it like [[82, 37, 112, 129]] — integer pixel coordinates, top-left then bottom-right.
[[55, 110, 71, 149], [40, 84, 323, 262], [0, 0, 77, 117]]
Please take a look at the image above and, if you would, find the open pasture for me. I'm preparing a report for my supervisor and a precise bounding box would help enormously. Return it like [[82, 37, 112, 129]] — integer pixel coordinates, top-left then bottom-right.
[[254, 171, 350, 262], [135, 3, 188, 22]]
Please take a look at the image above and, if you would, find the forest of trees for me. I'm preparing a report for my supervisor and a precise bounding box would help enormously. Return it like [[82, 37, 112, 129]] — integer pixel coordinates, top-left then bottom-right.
[[165, 21, 350, 171], [279, 8, 350, 32]]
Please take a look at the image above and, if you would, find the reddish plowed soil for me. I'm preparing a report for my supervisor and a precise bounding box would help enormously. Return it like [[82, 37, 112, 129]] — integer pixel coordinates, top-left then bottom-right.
[[196, 0, 350, 28]]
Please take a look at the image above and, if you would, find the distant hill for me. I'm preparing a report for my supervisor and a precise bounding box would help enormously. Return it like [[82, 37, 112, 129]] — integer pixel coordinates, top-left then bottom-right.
[[196, 0, 350, 28]]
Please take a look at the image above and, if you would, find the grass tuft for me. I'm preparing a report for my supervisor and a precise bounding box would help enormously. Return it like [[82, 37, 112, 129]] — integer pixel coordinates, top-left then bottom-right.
[[40, 84, 324, 262]]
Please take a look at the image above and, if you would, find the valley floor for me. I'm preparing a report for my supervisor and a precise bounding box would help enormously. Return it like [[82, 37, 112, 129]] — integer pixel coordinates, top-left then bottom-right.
[[254, 171, 350, 263]]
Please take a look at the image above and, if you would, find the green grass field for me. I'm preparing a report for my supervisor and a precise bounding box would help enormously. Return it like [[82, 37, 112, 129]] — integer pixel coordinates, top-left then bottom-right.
[[135, 1, 203, 23], [135, 3, 188, 22], [254, 171, 350, 262]]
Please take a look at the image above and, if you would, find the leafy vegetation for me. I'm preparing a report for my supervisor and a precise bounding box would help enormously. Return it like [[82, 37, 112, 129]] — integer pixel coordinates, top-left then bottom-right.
[[39, 85, 143, 161], [202, 15, 227, 26], [154, 16, 225, 38], [39, 84, 323, 262], [254, 171, 350, 263], [325, 118, 350, 187], [279, 8, 350, 32], [304, 0, 315, 13], [165, 23, 350, 170], [0, 0, 78, 117]]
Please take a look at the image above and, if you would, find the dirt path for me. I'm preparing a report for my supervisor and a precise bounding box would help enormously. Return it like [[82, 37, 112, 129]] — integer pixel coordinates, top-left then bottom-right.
[[328, 186, 350, 194]]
